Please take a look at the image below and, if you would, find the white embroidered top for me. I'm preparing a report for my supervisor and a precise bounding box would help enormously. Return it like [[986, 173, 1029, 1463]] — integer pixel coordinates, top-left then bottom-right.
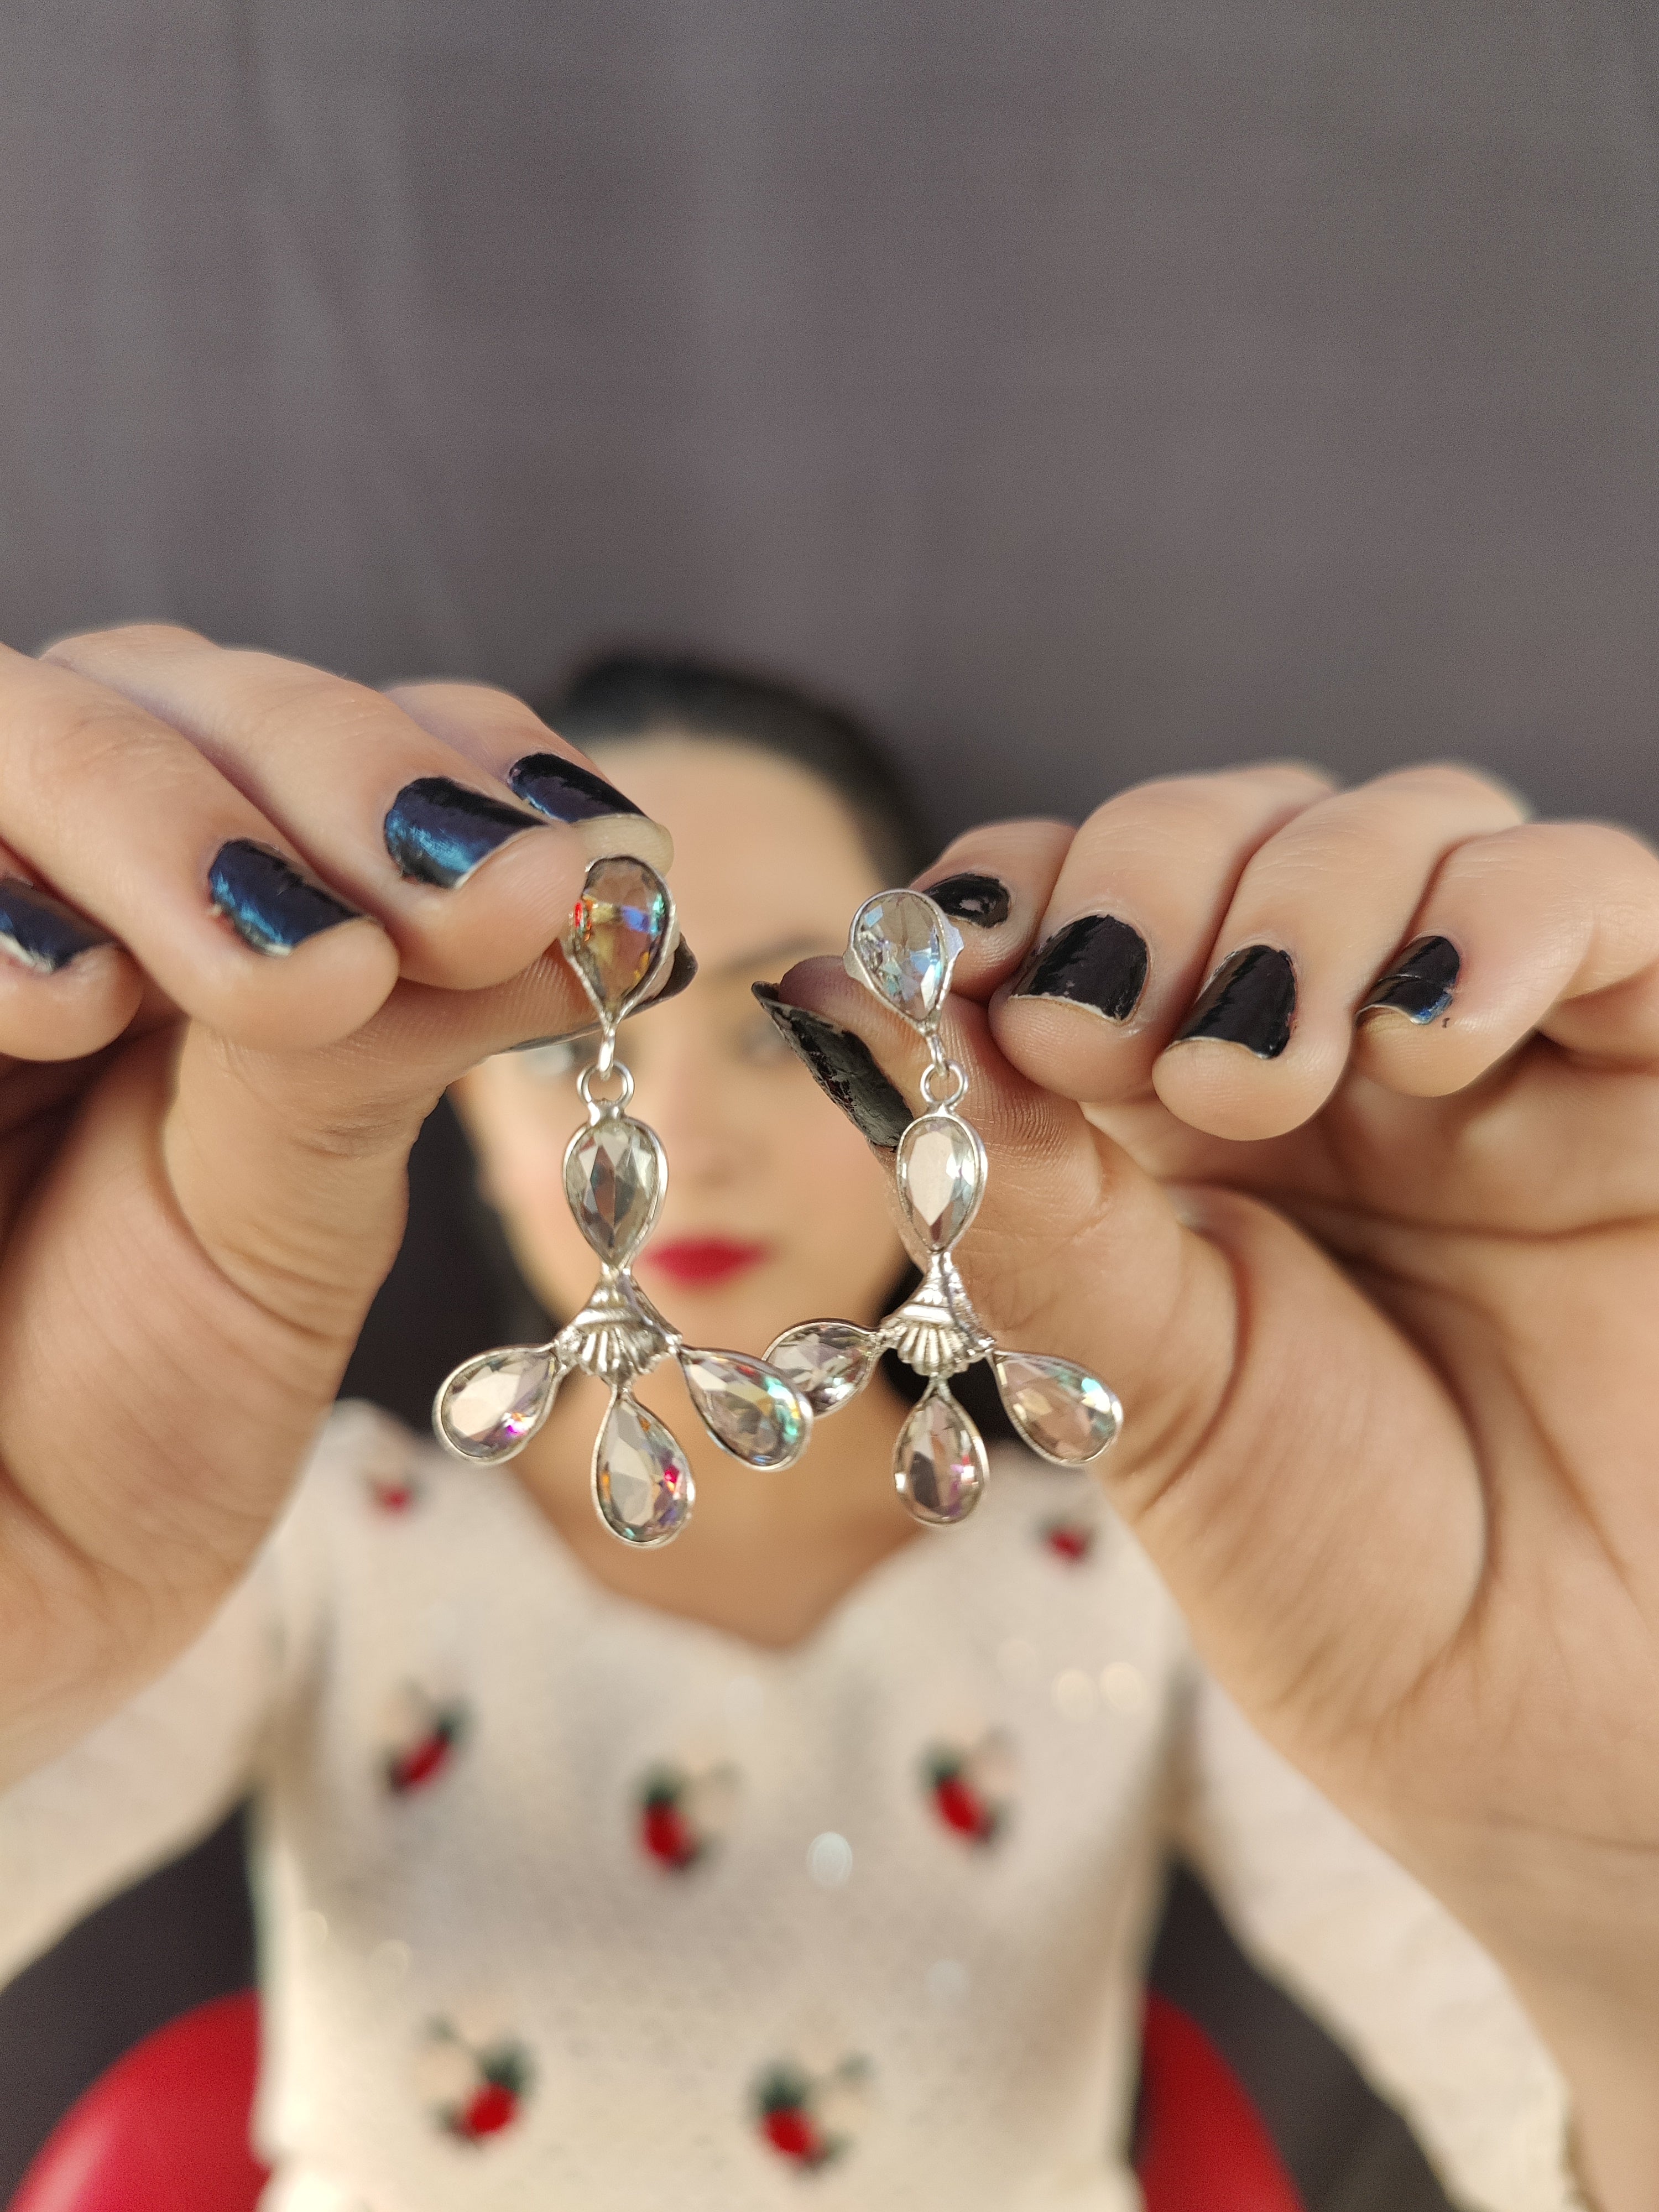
[[0, 1404, 1575, 2212]]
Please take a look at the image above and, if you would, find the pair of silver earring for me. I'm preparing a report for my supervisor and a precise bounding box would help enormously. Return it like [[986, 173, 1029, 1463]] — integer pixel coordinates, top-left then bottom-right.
[[434, 858, 1121, 1547]]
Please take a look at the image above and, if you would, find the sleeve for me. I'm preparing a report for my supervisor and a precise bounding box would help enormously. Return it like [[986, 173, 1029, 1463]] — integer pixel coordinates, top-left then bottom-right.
[[0, 1400, 372, 1989], [1169, 1670, 1577, 2212]]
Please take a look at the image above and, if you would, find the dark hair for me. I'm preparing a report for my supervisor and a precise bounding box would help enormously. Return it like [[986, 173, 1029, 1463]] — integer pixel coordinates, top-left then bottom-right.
[[534, 650, 930, 883]]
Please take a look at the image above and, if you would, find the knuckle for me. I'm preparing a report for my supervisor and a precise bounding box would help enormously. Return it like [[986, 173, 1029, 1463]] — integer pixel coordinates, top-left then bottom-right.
[[1366, 759, 1527, 820], [44, 620, 206, 664]]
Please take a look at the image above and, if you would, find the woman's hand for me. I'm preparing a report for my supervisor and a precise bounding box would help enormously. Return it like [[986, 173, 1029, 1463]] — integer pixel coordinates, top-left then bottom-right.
[[775, 763, 1659, 2207], [0, 624, 670, 1787]]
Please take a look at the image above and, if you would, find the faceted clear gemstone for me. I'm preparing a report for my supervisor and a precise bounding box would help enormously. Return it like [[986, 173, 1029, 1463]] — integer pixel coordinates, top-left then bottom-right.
[[564, 1117, 664, 1265], [894, 1385, 988, 1525], [680, 1348, 812, 1469], [846, 890, 962, 1025], [764, 1320, 881, 1415], [593, 1395, 695, 1547], [993, 1352, 1122, 1464], [435, 1347, 557, 1462], [566, 855, 672, 1021], [898, 1113, 985, 1251]]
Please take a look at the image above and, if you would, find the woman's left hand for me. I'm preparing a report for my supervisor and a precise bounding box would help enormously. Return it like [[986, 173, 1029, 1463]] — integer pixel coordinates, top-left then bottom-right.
[[774, 763, 1659, 2209]]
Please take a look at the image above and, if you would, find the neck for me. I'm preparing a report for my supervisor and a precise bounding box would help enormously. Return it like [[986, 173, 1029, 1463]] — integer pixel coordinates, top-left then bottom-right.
[[511, 1355, 917, 1650]]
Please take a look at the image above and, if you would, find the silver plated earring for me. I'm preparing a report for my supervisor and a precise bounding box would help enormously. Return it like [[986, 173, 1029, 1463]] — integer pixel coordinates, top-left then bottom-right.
[[765, 888, 1122, 1525], [432, 856, 813, 1548]]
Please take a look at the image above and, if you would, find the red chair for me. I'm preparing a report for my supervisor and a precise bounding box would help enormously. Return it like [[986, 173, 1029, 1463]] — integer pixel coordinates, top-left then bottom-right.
[[11, 1988, 1303, 2211]]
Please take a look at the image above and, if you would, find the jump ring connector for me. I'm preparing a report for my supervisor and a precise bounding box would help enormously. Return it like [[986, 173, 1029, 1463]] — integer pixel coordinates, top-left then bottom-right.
[[578, 1058, 635, 1115], [920, 1056, 968, 1110]]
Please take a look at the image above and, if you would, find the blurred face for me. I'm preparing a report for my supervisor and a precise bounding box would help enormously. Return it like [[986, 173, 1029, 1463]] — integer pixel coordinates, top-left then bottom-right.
[[456, 735, 906, 1354]]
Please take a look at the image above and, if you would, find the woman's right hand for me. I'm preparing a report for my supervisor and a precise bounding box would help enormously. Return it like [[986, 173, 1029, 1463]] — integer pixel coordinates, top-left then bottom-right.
[[0, 624, 670, 1787]]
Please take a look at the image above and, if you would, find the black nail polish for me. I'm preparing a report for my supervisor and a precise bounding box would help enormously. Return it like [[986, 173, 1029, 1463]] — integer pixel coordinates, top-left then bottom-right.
[[508, 753, 646, 826], [1359, 936, 1460, 1025], [1175, 946, 1297, 1059], [0, 878, 113, 973], [383, 777, 546, 888], [208, 841, 364, 956], [1012, 914, 1150, 1022], [926, 872, 1012, 928], [752, 984, 912, 1150], [508, 936, 698, 1053]]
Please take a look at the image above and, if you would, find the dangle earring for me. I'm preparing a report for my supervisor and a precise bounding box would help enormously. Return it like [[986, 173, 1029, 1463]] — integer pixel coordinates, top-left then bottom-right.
[[433, 857, 812, 1547], [765, 888, 1122, 1525]]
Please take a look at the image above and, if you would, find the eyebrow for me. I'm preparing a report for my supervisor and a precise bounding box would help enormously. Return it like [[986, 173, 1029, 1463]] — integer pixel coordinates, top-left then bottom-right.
[[703, 934, 840, 982]]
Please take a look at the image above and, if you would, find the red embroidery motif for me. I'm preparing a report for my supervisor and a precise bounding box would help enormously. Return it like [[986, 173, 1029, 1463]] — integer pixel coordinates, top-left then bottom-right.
[[370, 1475, 421, 1514], [754, 2057, 871, 2169], [924, 1731, 1014, 1846], [382, 1688, 469, 1797], [419, 2021, 533, 2145], [1041, 1517, 1094, 1563], [637, 1761, 738, 1872]]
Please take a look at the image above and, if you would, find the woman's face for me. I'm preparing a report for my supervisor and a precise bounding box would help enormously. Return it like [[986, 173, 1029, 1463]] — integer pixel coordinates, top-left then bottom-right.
[[456, 735, 907, 1355]]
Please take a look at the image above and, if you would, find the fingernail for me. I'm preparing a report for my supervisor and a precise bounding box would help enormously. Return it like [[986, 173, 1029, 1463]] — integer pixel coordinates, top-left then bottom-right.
[[1359, 935, 1460, 1025], [208, 842, 364, 955], [508, 752, 646, 825], [508, 936, 698, 1053], [752, 984, 912, 1150], [1013, 914, 1149, 1022], [383, 777, 546, 888], [0, 879, 114, 973], [1174, 946, 1296, 1058], [926, 872, 1012, 928]]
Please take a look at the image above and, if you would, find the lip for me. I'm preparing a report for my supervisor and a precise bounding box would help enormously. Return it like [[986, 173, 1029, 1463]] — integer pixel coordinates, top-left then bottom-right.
[[644, 1238, 773, 1289]]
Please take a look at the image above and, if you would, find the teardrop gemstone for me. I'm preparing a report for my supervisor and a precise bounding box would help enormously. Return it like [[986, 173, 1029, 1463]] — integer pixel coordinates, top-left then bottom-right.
[[566, 855, 672, 1021], [564, 1116, 665, 1265], [898, 1112, 985, 1251], [593, 1395, 695, 1547], [680, 1349, 812, 1469], [435, 1347, 557, 1462], [894, 1384, 988, 1525], [764, 1319, 881, 1415], [992, 1352, 1122, 1464], [846, 889, 962, 1025]]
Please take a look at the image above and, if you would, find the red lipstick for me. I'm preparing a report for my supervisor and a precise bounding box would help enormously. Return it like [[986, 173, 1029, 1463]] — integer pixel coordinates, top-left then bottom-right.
[[645, 1237, 771, 1289]]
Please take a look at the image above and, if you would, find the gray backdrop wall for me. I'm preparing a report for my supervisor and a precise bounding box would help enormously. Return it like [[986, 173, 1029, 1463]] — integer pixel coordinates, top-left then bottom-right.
[[2, 1, 1655, 842]]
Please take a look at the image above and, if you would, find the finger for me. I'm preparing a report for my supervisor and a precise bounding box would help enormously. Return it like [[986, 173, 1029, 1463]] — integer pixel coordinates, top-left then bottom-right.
[[1352, 821, 1659, 1095], [989, 764, 1335, 1104], [0, 646, 399, 1051], [0, 856, 143, 1061], [1152, 764, 1525, 1140], [42, 627, 652, 993], [383, 680, 674, 867], [909, 820, 1074, 998]]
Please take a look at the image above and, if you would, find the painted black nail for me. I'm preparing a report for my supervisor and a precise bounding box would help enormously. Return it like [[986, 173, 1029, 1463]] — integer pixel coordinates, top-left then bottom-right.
[[926, 872, 1012, 928], [0, 879, 114, 973], [1175, 945, 1297, 1059], [508, 752, 646, 826], [508, 936, 700, 1054], [1359, 935, 1460, 1025], [752, 983, 912, 1150], [207, 841, 364, 956], [383, 777, 546, 888], [1012, 914, 1149, 1022]]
